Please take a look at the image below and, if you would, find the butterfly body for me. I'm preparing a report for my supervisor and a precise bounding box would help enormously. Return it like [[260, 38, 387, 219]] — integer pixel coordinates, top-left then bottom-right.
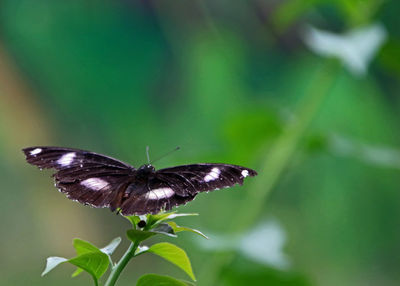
[[23, 146, 257, 215]]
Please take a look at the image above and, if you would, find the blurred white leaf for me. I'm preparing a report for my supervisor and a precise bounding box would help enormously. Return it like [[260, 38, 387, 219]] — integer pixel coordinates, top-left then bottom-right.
[[239, 220, 289, 269], [197, 219, 290, 269], [329, 134, 400, 169], [303, 23, 387, 76]]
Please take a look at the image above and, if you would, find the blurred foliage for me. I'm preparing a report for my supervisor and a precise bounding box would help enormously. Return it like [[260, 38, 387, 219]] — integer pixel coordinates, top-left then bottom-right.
[[1, 0, 400, 285]]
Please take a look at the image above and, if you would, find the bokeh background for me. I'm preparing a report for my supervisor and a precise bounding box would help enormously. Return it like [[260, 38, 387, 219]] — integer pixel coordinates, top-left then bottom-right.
[[1, 1, 400, 285]]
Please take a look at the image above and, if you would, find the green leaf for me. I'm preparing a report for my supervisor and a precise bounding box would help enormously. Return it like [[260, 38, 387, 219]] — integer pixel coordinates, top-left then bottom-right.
[[100, 237, 122, 256], [146, 212, 175, 227], [148, 242, 196, 281], [71, 267, 84, 277], [151, 223, 177, 237], [42, 256, 68, 276], [73, 238, 101, 255], [146, 212, 198, 228], [167, 222, 208, 239], [44, 239, 113, 282], [136, 273, 189, 286], [127, 229, 156, 243], [42, 251, 109, 283], [68, 252, 109, 281], [71, 238, 120, 277]]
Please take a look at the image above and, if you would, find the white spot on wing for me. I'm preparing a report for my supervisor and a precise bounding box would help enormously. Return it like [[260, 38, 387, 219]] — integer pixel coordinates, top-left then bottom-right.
[[30, 148, 42, 155], [57, 152, 76, 167], [145, 187, 175, 200], [204, 167, 221, 182], [241, 170, 249, 178], [81, 178, 110, 191]]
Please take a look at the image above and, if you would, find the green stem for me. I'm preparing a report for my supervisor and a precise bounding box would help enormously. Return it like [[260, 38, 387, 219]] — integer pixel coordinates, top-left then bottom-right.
[[104, 241, 140, 286]]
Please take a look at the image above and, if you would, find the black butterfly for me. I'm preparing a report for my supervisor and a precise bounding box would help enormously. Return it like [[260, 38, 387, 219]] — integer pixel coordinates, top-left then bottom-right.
[[22, 146, 257, 215]]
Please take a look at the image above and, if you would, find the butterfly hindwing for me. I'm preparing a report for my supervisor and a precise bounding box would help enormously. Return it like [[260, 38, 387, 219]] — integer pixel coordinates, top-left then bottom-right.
[[120, 183, 196, 215], [56, 175, 130, 210]]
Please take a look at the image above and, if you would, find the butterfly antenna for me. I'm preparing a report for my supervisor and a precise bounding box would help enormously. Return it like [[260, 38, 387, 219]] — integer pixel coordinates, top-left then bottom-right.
[[150, 146, 180, 164], [146, 146, 151, 164]]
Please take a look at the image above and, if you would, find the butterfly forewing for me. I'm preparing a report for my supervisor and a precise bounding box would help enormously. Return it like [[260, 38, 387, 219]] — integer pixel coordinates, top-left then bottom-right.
[[23, 146, 257, 215], [23, 146, 133, 170]]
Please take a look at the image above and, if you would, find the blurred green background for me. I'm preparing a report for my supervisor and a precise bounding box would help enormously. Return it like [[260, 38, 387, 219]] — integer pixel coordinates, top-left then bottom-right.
[[1, 0, 400, 285]]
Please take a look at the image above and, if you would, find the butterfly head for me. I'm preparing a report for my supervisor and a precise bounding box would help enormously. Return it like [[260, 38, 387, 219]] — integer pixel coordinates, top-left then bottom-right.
[[137, 164, 155, 178]]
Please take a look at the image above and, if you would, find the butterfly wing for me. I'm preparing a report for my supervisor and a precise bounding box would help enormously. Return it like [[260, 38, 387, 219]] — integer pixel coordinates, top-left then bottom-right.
[[156, 163, 257, 195], [119, 182, 196, 215], [119, 163, 257, 215], [23, 146, 135, 210], [23, 146, 132, 170]]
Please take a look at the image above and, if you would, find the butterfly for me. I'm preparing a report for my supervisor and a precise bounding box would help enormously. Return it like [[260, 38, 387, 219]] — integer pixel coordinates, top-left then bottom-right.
[[22, 146, 257, 215]]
